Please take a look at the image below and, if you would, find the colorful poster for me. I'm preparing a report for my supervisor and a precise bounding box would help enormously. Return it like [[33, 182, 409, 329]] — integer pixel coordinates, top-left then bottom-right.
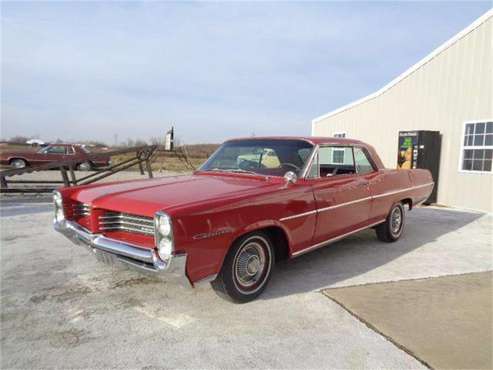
[[398, 132, 418, 169]]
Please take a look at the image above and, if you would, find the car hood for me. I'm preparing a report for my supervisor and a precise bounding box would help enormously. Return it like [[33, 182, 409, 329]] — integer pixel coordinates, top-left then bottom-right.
[[73, 173, 282, 216]]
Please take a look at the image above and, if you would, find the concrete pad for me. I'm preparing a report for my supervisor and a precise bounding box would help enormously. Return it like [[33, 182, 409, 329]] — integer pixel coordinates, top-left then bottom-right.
[[324, 272, 493, 369], [1, 209, 422, 369], [1, 203, 491, 368], [268, 206, 492, 295]]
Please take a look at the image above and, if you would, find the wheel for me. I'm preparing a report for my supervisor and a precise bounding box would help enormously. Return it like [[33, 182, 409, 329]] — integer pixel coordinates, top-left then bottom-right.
[[211, 232, 274, 303], [10, 158, 27, 169], [77, 161, 92, 171], [376, 203, 405, 242]]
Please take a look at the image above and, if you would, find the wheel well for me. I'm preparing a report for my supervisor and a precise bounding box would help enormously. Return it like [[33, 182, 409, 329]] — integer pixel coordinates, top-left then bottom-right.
[[401, 198, 413, 210], [231, 226, 290, 263], [9, 157, 28, 165], [77, 161, 93, 168], [262, 226, 290, 262]]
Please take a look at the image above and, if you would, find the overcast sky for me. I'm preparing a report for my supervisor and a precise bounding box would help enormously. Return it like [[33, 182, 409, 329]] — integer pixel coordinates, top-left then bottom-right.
[[1, 2, 491, 144]]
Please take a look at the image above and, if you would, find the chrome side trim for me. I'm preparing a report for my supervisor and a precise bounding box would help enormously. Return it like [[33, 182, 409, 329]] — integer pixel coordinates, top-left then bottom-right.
[[280, 182, 434, 222], [372, 182, 434, 199], [317, 196, 372, 213], [279, 209, 318, 222], [292, 219, 386, 257]]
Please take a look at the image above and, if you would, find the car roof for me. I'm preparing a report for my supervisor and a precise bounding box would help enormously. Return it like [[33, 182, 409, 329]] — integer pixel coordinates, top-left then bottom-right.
[[225, 136, 366, 146], [47, 143, 82, 147]]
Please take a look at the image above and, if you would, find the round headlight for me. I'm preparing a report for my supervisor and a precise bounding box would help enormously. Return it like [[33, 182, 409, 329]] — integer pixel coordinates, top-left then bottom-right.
[[157, 214, 171, 236], [53, 192, 63, 207], [158, 237, 173, 260]]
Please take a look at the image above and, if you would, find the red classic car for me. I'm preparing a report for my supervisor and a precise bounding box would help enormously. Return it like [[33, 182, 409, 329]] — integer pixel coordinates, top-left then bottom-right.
[[0, 143, 110, 170], [54, 137, 434, 302]]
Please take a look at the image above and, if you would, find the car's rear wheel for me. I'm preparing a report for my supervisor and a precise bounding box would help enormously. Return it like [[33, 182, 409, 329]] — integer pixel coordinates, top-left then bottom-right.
[[77, 161, 93, 171], [10, 158, 27, 169], [376, 203, 405, 242], [212, 232, 274, 303]]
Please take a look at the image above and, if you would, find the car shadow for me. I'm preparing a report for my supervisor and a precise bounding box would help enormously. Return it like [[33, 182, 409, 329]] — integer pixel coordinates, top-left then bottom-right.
[[261, 207, 485, 300]]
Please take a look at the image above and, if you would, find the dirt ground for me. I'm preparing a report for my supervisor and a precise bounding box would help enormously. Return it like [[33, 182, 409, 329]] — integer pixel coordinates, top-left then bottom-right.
[[324, 272, 493, 369]]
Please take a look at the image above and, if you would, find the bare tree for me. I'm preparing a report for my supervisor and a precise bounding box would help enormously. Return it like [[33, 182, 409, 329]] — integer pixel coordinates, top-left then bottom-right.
[[8, 136, 29, 144]]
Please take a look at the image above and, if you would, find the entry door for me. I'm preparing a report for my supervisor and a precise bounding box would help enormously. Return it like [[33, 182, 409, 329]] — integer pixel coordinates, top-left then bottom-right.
[[310, 146, 371, 244]]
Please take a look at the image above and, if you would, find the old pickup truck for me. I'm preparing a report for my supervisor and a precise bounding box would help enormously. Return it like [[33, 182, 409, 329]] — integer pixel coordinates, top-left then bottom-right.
[[54, 137, 434, 302]]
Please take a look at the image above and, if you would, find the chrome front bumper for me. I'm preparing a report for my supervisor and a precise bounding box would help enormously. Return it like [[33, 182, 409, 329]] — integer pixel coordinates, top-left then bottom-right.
[[54, 220, 189, 285]]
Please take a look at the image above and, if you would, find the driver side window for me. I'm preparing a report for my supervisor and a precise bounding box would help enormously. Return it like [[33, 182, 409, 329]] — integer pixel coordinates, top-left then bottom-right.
[[354, 147, 375, 174], [319, 146, 355, 177], [44, 146, 66, 154], [306, 146, 356, 178]]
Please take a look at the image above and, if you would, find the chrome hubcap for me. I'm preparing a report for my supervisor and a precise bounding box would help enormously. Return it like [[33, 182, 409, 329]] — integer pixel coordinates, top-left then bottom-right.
[[235, 241, 266, 288], [12, 160, 25, 168], [391, 207, 402, 234]]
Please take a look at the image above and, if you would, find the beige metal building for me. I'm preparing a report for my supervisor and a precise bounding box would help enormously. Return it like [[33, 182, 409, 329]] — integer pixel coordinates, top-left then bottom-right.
[[312, 10, 492, 212]]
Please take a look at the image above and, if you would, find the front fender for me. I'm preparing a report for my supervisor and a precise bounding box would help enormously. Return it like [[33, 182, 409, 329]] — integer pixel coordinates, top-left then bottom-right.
[[180, 217, 293, 285], [232, 219, 293, 248]]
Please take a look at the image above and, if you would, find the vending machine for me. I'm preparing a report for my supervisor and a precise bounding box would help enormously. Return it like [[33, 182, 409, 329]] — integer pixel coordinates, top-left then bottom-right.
[[397, 130, 441, 204]]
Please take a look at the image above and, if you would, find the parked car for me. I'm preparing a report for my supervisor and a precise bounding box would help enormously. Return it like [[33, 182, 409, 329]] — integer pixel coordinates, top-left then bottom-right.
[[0, 143, 110, 170], [54, 137, 434, 302]]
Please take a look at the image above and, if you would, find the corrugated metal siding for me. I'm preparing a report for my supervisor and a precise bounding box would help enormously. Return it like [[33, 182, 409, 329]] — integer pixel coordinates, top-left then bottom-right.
[[312, 16, 492, 212]]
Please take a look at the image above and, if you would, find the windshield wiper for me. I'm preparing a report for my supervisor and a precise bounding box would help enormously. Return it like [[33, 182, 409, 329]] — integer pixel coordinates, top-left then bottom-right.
[[207, 168, 260, 176], [228, 169, 259, 175]]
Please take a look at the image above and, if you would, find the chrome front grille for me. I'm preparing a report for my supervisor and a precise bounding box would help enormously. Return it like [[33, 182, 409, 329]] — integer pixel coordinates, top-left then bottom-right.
[[73, 203, 91, 217], [98, 212, 154, 236]]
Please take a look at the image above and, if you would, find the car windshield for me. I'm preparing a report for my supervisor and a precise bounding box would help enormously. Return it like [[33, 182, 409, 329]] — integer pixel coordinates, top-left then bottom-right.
[[200, 139, 314, 177]]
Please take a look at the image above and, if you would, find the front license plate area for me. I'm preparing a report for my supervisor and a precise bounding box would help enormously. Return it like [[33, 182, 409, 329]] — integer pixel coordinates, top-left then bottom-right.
[[94, 249, 119, 266]]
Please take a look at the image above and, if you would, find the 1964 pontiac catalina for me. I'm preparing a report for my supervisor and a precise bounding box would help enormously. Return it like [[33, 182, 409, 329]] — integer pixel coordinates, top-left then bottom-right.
[[54, 137, 434, 302]]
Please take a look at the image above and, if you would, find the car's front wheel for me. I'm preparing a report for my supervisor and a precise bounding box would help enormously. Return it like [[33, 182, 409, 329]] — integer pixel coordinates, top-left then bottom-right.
[[10, 158, 28, 169], [376, 203, 405, 242], [212, 232, 274, 303]]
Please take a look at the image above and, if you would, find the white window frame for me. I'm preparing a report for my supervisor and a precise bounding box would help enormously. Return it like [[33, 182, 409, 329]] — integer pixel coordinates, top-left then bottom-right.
[[333, 132, 347, 138], [458, 120, 493, 174]]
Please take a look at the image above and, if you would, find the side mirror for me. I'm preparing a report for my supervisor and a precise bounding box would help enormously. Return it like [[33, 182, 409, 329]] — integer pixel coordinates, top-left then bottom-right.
[[284, 171, 298, 184]]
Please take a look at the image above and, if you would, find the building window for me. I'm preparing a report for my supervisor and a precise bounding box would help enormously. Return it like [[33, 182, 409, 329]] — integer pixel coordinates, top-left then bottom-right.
[[461, 121, 493, 172], [333, 132, 346, 138], [332, 148, 345, 164]]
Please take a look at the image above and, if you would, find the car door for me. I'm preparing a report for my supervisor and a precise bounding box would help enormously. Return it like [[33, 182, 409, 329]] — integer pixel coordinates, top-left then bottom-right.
[[310, 145, 372, 245], [353, 146, 388, 222]]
